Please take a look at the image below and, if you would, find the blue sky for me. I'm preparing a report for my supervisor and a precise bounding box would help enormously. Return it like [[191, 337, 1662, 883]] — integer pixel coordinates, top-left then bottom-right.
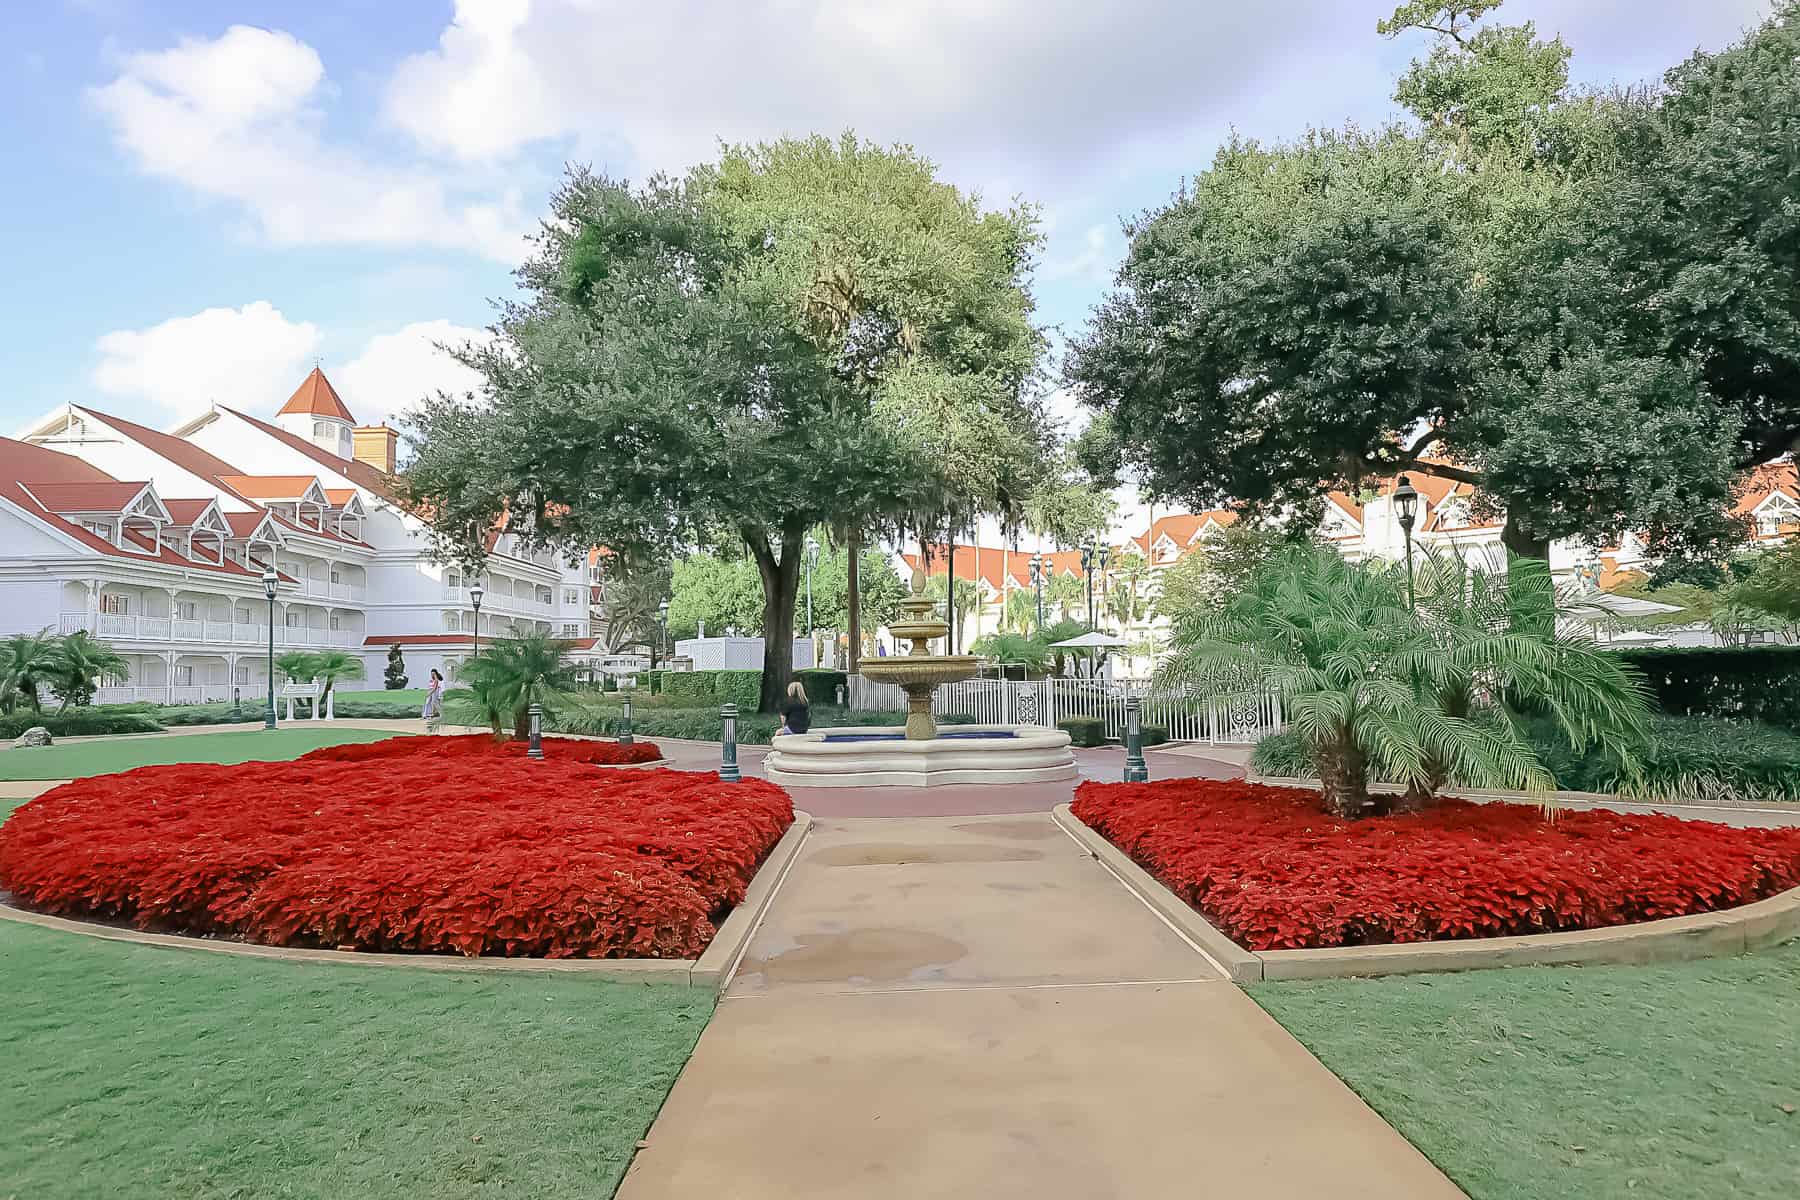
[[0, 1, 1772, 437]]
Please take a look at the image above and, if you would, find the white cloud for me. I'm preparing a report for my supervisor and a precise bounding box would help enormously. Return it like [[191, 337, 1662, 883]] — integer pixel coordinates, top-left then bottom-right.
[[90, 25, 530, 262], [335, 319, 493, 428], [91, 301, 321, 421], [1042, 223, 1119, 287]]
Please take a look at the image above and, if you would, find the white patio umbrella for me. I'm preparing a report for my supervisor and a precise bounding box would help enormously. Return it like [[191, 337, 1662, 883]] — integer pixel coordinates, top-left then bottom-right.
[[1047, 631, 1132, 649]]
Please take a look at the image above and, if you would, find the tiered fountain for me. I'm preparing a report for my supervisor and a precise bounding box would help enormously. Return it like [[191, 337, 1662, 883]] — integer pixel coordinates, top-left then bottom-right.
[[763, 575, 1076, 788]]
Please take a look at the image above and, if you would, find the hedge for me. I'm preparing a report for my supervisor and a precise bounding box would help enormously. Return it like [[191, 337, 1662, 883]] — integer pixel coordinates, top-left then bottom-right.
[[1609, 645, 1800, 731], [794, 669, 847, 705], [657, 669, 762, 711], [559, 703, 977, 746], [0, 711, 165, 739], [1057, 716, 1106, 748]]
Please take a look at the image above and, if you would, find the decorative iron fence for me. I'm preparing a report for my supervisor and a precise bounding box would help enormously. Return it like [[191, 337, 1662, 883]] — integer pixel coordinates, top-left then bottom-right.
[[845, 674, 1281, 745]]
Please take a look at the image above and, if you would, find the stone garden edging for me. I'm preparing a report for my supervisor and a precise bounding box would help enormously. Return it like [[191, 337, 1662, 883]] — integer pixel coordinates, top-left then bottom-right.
[[1051, 803, 1800, 982], [0, 811, 812, 993]]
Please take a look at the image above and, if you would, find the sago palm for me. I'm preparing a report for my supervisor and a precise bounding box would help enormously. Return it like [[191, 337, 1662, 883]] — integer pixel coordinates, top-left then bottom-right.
[[308, 650, 366, 702], [0, 631, 62, 716], [1160, 546, 1647, 818], [453, 634, 582, 740], [50, 631, 130, 711]]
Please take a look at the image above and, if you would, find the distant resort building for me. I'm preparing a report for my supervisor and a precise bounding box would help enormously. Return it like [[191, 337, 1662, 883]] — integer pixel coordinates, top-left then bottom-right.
[[1, 369, 593, 703]]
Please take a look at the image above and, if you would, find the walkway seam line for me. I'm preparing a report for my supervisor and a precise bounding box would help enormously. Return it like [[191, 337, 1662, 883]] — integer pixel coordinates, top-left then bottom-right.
[[1050, 814, 1232, 980], [720, 977, 1229, 1001], [717, 820, 813, 993]]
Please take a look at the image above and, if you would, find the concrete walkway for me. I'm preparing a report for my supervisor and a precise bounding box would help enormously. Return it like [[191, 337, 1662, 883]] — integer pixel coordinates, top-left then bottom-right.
[[618, 813, 1464, 1199]]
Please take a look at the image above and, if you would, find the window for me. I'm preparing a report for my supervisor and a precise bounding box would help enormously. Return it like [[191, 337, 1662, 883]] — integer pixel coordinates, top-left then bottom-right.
[[447, 570, 462, 589], [235, 664, 251, 684], [177, 601, 198, 620], [236, 607, 252, 624], [85, 520, 111, 538], [173, 664, 194, 686], [562, 623, 580, 635], [329, 614, 341, 631], [314, 420, 334, 437], [330, 568, 342, 584], [100, 593, 130, 615], [285, 611, 302, 628], [563, 588, 580, 606]]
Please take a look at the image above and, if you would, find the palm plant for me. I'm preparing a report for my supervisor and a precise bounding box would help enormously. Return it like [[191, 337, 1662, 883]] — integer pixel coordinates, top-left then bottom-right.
[[308, 649, 366, 703], [1038, 617, 1090, 677], [0, 631, 61, 715], [1000, 588, 1038, 635], [49, 631, 130, 711], [1161, 546, 1651, 819], [971, 630, 1049, 676], [274, 651, 319, 684], [452, 634, 582, 740]]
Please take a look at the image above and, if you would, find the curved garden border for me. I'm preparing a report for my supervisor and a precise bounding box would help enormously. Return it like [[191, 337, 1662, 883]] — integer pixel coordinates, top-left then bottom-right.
[[1051, 804, 1800, 982], [0, 811, 811, 993]]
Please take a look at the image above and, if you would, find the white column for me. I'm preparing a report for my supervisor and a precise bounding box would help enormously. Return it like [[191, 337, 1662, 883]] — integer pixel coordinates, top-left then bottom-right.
[[163, 650, 176, 704]]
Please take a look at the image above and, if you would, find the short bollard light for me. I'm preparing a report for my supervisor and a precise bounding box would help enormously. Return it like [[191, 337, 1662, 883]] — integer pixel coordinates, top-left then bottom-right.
[[619, 691, 634, 745], [719, 702, 741, 783], [1123, 696, 1148, 783], [527, 702, 545, 760]]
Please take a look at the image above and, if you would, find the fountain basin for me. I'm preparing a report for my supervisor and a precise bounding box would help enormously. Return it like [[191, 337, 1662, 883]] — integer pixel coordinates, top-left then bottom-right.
[[764, 724, 1077, 788]]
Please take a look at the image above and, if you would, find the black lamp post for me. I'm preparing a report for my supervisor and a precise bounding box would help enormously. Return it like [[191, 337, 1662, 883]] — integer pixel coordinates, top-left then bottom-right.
[[804, 534, 819, 636], [261, 568, 278, 731], [1028, 554, 1045, 634], [1394, 475, 1420, 612], [1080, 542, 1096, 632], [655, 599, 669, 669], [469, 581, 484, 660]]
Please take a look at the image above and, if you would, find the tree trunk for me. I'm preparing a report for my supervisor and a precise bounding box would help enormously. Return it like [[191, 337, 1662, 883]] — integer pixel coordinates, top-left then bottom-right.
[[1500, 512, 1549, 561], [748, 524, 804, 714], [1315, 740, 1373, 819], [847, 526, 862, 676]]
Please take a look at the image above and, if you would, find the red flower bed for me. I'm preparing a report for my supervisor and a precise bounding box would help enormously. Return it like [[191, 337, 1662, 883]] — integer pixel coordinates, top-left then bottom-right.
[[0, 738, 789, 959], [1073, 778, 1800, 951], [301, 733, 665, 766]]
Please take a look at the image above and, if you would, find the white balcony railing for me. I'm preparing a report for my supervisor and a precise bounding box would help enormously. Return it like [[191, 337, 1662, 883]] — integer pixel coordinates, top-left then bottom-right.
[[140, 616, 171, 640], [58, 612, 358, 651], [173, 618, 203, 640]]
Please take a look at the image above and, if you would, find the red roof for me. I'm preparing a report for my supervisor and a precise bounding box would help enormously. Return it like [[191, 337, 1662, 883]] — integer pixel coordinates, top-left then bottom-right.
[[221, 405, 400, 504], [277, 367, 355, 423], [902, 544, 1089, 592], [162, 498, 221, 526], [17, 481, 152, 514], [217, 474, 321, 501], [1132, 510, 1238, 557], [0, 437, 260, 579]]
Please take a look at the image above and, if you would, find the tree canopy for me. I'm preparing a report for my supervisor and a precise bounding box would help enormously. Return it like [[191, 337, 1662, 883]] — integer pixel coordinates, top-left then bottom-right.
[[1069, 0, 1792, 563], [402, 134, 1050, 709]]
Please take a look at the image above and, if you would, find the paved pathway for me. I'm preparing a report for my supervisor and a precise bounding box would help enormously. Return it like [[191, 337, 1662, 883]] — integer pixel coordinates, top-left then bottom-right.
[[617, 811, 1465, 1199]]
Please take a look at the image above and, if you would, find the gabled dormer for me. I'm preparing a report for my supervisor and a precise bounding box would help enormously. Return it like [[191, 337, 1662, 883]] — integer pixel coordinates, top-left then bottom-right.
[[218, 475, 332, 531], [223, 509, 287, 569], [326, 489, 368, 540], [163, 497, 232, 565], [18, 480, 172, 556]]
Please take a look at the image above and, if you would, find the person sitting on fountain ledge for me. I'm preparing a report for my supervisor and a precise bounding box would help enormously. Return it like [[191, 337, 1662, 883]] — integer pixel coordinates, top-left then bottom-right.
[[778, 680, 811, 735]]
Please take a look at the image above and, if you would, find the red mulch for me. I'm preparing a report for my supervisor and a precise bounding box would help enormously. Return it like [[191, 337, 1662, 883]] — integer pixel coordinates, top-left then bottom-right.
[[1072, 778, 1800, 951], [0, 736, 790, 959]]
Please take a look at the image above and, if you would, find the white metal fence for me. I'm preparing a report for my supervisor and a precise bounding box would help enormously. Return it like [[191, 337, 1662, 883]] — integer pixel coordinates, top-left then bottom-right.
[[846, 674, 1281, 745]]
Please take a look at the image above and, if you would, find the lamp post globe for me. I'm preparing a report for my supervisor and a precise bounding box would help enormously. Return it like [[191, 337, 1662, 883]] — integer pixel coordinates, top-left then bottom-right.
[[1393, 476, 1420, 611], [261, 568, 279, 731], [469, 581, 485, 660]]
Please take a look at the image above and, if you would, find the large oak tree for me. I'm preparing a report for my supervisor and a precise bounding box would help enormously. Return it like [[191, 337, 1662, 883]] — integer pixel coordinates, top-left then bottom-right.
[[1069, 1, 1764, 563], [402, 135, 1050, 710]]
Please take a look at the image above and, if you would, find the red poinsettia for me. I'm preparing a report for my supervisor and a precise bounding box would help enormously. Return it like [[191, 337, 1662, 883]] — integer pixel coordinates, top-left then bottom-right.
[[0, 737, 789, 959], [299, 733, 665, 765], [1073, 778, 1800, 951]]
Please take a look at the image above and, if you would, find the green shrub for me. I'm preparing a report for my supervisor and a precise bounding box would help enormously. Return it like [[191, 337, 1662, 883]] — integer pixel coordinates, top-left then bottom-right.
[[0, 711, 165, 738], [1057, 716, 1106, 748], [1528, 714, 1800, 804], [557, 702, 974, 746], [1250, 729, 1315, 779], [794, 669, 847, 704], [1139, 724, 1169, 747], [1609, 645, 1800, 731]]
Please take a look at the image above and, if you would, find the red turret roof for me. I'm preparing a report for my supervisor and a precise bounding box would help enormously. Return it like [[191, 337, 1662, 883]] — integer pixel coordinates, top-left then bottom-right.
[[276, 367, 355, 423]]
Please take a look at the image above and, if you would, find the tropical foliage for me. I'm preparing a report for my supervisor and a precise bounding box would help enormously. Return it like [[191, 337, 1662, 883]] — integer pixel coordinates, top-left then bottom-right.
[[1162, 545, 1652, 818], [451, 635, 583, 740], [0, 631, 133, 715]]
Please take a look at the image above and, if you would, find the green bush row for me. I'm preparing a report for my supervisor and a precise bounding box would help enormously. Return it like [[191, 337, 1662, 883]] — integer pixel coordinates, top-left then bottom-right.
[[1057, 716, 1106, 747], [652, 669, 762, 710], [1252, 716, 1800, 804], [556, 703, 976, 746], [0, 711, 166, 739], [1609, 645, 1800, 731]]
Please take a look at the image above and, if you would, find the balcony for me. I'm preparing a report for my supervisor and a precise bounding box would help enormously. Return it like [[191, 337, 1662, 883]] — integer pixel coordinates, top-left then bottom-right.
[[60, 613, 359, 650]]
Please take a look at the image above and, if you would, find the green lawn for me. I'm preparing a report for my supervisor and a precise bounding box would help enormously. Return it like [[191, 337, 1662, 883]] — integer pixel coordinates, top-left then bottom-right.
[[0, 726, 401, 780], [0, 922, 711, 1199], [1252, 943, 1800, 1199]]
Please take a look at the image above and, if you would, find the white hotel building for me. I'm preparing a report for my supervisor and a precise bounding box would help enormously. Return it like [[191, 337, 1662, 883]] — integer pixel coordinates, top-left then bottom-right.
[[0, 369, 593, 704]]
